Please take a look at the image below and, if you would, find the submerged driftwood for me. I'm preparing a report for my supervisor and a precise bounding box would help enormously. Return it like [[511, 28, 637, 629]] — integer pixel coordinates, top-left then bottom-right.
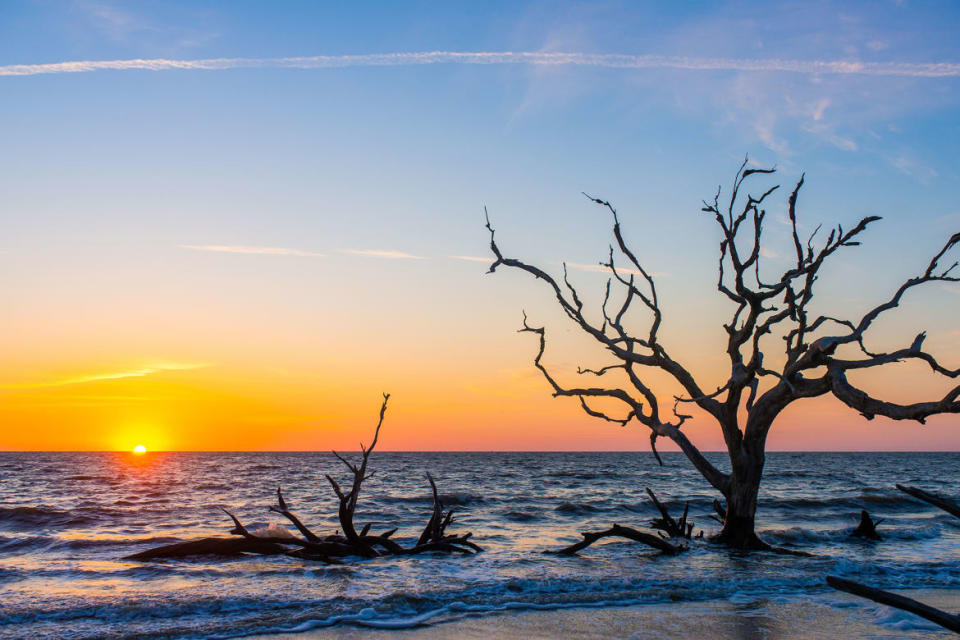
[[551, 488, 696, 556], [128, 394, 480, 563], [827, 576, 960, 634]]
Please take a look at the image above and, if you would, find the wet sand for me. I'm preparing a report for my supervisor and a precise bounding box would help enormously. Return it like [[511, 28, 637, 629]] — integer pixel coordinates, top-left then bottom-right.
[[248, 589, 960, 639]]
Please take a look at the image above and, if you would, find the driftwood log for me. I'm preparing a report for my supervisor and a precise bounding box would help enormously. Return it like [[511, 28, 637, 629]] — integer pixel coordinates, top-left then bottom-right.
[[128, 394, 480, 562], [897, 484, 960, 520], [827, 576, 960, 634], [551, 488, 694, 556], [555, 524, 684, 556], [850, 510, 883, 541]]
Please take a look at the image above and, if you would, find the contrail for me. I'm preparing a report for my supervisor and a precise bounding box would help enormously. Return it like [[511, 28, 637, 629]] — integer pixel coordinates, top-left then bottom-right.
[[2, 51, 960, 78]]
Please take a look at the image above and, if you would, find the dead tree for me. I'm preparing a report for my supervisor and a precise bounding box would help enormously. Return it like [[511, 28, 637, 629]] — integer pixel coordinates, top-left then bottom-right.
[[827, 576, 960, 634], [486, 157, 960, 549], [129, 394, 480, 561], [897, 484, 960, 520]]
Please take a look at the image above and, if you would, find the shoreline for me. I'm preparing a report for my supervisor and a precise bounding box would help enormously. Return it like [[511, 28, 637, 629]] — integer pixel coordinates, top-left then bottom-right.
[[245, 589, 960, 639]]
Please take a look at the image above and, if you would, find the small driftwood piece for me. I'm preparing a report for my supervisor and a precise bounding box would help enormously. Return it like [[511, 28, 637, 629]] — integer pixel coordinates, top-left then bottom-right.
[[554, 524, 684, 556], [897, 484, 960, 520], [850, 510, 883, 540], [826, 576, 960, 634], [130, 394, 480, 562]]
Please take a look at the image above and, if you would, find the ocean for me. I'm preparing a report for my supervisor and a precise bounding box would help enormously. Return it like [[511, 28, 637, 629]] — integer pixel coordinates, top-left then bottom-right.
[[1, 451, 958, 639]]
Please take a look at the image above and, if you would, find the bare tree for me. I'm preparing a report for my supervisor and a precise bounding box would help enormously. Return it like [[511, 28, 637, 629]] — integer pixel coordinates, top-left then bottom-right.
[[486, 158, 960, 549]]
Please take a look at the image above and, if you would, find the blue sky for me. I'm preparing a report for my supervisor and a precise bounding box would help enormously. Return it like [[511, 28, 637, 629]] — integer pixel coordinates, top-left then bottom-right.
[[1, 1, 959, 450]]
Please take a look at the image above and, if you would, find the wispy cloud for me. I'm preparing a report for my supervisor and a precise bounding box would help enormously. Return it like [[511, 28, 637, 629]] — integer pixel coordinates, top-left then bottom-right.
[[3, 51, 960, 78], [1, 363, 210, 390], [450, 255, 492, 263], [341, 249, 423, 259], [566, 261, 662, 277], [179, 245, 324, 257]]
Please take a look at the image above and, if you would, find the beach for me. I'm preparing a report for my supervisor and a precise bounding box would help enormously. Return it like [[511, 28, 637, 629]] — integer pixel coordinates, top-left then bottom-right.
[[250, 590, 960, 639]]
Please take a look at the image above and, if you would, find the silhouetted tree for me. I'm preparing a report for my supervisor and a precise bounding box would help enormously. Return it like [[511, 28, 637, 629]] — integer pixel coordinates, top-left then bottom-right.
[[486, 158, 960, 549]]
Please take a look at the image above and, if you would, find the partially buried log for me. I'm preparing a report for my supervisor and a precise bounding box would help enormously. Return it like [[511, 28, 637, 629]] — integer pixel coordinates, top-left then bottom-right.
[[896, 484, 960, 520], [850, 510, 883, 541], [129, 394, 481, 563], [826, 576, 960, 634]]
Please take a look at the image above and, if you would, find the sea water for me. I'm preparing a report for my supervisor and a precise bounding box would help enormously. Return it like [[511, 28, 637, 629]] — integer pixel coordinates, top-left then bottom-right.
[[1, 451, 958, 639]]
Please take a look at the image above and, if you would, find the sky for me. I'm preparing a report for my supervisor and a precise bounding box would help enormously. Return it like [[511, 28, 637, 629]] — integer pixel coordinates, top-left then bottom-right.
[[1, 0, 959, 451]]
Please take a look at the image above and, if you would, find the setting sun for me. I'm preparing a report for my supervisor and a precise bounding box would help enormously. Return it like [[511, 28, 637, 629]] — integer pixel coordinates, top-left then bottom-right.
[[132, 445, 147, 454]]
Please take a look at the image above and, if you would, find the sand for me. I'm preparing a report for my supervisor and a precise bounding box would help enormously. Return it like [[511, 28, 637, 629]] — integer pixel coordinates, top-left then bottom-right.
[[246, 589, 960, 639]]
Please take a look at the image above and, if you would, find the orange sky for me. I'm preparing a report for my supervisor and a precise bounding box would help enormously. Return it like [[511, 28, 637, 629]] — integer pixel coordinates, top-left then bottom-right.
[[2, 255, 957, 452]]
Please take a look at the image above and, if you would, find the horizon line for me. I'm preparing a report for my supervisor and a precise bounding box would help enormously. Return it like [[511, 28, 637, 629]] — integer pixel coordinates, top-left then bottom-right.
[[3, 51, 960, 78], [2, 449, 958, 454]]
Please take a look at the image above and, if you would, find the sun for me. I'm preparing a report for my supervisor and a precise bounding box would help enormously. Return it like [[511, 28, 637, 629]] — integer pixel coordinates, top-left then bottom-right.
[[132, 444, 147, 454]]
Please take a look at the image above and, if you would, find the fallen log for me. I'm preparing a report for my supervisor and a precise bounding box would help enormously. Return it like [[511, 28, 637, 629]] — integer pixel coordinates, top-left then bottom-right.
[[553, 524, 685, 556], [826, 576, 960, 634], [896, 484, 960, 520], [850, 510, 882, 541], [125, 537, 289, 560]]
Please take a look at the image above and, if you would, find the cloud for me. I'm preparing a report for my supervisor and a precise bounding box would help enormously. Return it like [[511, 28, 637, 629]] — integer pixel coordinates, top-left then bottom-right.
[[3, 51, 960, 78], [341, 249, 423, 259], [1, 363, 210, 389], [565, 262, 667, 278], [179, 245, 324, 257], [450, 255, 493, 263]]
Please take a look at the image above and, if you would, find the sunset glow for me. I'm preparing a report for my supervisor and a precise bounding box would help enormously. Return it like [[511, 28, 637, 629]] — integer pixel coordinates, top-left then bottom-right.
[[1, 3, 958, 453]]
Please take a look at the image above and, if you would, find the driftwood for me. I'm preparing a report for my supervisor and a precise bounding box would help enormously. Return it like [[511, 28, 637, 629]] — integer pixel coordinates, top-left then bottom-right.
[[551, 488, 695, 556], [130, 395, 480, 562], [126, 537, 289, 560], [646, 487, 697, 538], [827, 576, 960, 634], [554, 524, 684, 556], [897, 484, 960, 520], [850, 510, 883, 541]]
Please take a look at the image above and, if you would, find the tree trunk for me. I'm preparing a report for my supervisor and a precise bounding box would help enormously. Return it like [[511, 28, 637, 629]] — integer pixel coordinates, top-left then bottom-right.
[[713, 452, 769, 550]]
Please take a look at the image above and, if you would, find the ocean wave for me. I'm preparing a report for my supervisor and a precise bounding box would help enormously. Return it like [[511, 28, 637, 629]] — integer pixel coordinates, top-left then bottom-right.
[[502, 510, 540, 522], [0, 506, 98, 530], [555, 502, 601, 514]]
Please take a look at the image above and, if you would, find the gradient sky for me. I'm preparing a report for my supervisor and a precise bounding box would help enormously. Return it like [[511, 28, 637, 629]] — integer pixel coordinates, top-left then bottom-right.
[[2, 1, 959, 451]]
